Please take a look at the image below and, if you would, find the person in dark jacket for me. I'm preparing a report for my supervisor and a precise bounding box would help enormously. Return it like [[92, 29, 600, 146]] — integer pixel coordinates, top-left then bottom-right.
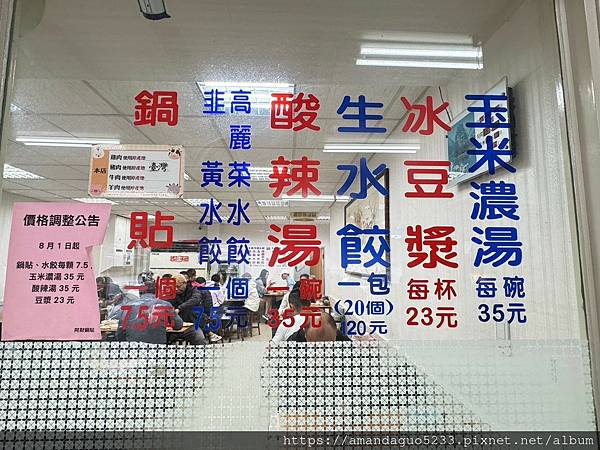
[[173, 273, 191, 308], [178, 270, 195, 304], [96, 276, 122, 304], [114, 285, 183, 345], [174, 274, 210, 345]]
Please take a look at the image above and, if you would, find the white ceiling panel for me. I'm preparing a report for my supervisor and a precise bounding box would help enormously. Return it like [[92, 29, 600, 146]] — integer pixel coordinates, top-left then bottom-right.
[[3, 143, 62, 165], [5, 111, 66, 140], [87, 80, 205, 116], [13, 79, 116, 115], [7, 179, 79, 191], [2, 180, 32, 191], [137, 116, 222, 147], [43, 190, 86, 198], [3, 189, 65, 200], [39, 114, 150, 144], [8, 165, 85, 180], [60, 180, 89, 190]]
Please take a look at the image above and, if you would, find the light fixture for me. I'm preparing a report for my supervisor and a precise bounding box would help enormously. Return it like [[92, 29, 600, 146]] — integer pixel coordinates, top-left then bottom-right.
[[182, 198, 212, 207], [197, 82, 295, 113], [317, 216, 331, 221], [288, 195, 350, 203], [265, 215, 288, 221], [184, 172, 192, 181], [16, 137, 120, 148], [3, 164, 44, 179], [137, 0, 170, 20], [256, 199, 289, 207], [73, 198, 118, 205], [361, 44, 481, 59], [357, 42, 483, 70], [356, 59, 482, 69], [323, 143, 419, 153]]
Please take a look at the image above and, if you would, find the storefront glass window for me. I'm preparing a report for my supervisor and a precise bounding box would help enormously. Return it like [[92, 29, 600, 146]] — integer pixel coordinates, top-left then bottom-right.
[[0, 0, 596, 439]]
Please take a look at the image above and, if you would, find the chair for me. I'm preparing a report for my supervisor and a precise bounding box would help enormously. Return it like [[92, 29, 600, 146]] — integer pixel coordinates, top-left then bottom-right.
[[223, 306, 251, 342], [247, 310, 261, 337]]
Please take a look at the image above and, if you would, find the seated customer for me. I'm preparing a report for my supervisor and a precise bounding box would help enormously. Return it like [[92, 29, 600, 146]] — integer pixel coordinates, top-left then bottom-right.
[[287, 312, 350, 342], [241, 272, 260, 313], [114, 284, 183, 344], [96, 276, 122, 304], [177, 270, 195, 305], [278, 273, 310, 315], [206, 274, 226, 309], [195, 277, 222, 342], [175, 274, 212, 345], [106, 292, 139, 320], [271, 291, 304, 343]]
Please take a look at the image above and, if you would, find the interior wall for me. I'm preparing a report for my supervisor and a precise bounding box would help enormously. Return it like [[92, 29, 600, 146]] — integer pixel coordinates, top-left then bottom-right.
[[328, 0, 584, 341]]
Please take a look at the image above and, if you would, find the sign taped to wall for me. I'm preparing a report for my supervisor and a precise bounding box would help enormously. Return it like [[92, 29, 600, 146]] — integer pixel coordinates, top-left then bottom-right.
[[88, 144, 185, 198]]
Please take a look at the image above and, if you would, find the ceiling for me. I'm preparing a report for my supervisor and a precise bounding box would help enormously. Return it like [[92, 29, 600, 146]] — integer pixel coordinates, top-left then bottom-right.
[[1, 0, 525, 223]]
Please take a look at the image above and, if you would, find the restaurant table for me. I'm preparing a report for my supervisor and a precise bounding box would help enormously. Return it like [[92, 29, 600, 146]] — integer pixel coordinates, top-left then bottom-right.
[[263, 291, 286, 311], [100, 320, 194, 333]]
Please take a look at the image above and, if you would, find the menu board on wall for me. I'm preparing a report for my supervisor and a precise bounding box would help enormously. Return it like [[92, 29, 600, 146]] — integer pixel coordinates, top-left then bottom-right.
[[1, 203, 111, 340], [88, 144, 185, 198], [247, 245, 289, 269]]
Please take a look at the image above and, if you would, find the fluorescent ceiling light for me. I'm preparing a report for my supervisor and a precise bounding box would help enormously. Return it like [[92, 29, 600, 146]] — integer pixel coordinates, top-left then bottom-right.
[[324, 143, 419, 153], [184, 172, 192, 181], [16, 137, 120, 148], [361, 44, 481, 59], [256, 199, 289, 207], [356, 59, 482, 69], [361, 31, 475, 45], [289, 195, 350, 203], [257, 195, 349, 206], [317, 216, 330, 221], [73, 197, 118, 205], [265, 215, 288, 221], [182, 198, 212, 207], [3, 164, 44, 179], [357, 42, 483, 70]]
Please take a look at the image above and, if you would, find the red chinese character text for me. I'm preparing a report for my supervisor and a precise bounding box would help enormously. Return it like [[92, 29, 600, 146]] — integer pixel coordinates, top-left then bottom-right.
[[401, 95, 451, 135], [407, 278, 429, 301], [269, 155, 321, 198], [156, 276, 177, 300], [127, 211, 174, 249], [300, 278, 323, 301], [405, 225, 458, 269], [405, 160, 453, 199], [268, 224, 321, 267], [271, 92, 320, 131], [134, 90, 179, 126]]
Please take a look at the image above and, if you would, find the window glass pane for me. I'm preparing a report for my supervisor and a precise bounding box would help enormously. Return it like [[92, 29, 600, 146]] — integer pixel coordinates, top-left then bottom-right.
[[0, 0, 595, 435]]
